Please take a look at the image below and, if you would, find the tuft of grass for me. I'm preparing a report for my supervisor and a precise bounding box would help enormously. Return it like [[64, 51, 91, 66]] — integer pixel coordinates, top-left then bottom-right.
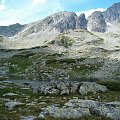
[[71, 64, 102, 76], [8, 56, 32, 74], [97, 80, 120, 91], [58, 36, 74, 48]]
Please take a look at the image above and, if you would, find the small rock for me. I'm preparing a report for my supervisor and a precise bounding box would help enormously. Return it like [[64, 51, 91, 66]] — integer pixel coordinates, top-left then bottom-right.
[[3, 92, 18, 96], [60, 87, 69, 95], [21, 115, 36, 120], [5, 101, 24, 110], [33, 87, 39, 94]]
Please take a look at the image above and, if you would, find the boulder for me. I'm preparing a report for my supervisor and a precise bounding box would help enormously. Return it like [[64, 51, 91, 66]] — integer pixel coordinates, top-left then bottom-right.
[[79, 82, 108, 95], [49, 89, 60, 95], [65, 99, 120, 120], [70, 82, 80, 94], [60, 87, 69, 95], [57, 81, 67, 90], [38, 105, 90, 119], [5, 101, 24, 110]]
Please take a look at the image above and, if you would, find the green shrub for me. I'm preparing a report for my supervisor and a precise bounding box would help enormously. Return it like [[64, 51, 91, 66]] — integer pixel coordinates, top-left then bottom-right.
[[59, 58, 76, 63], [58, 36, 73, 48], [46, 59, 57, 64], [97, 80, 120, 91]]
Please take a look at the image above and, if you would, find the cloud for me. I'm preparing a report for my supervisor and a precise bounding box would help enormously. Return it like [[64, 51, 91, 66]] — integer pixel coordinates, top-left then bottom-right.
[[76, 8, 106, 18], [0, 4, 6, 12], [0, 0, 6, 12], [31, 0, 47, 6], [1, 0, 6, 3], [0, 0, 64, 26], [48, 2, 64, 15]]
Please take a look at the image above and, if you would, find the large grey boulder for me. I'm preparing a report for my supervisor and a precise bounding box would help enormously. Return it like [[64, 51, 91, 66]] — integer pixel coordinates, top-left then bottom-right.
[[65, 99, 100, 108], [93, 102, 120, 120], [79, 82, 108, 95], [38, 105, 90, 119], [87, 11, 107, 32], [65, 99, 120, 120], [70, 82, 80, 94], [39, 99, 120, 120]]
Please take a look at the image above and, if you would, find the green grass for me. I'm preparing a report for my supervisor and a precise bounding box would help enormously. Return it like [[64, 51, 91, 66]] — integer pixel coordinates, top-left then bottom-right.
[[58, 36, 74, 48], [97, 80, 120, 91], [70, 64, 102, 77], [8, 56, 32, 74]]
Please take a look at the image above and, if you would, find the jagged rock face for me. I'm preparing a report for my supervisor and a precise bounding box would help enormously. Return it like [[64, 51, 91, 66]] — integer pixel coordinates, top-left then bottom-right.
[[87, 11, 107, 32], [16, 12, 88, 38], [103, 2, 120, 23], [0, 23, 25, 37], [54, 12, 77, 32], [18, 12, 78, 38], [76, 13, 87, 29]]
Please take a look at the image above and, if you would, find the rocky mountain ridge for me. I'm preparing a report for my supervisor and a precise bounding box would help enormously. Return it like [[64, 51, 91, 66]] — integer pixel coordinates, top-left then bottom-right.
[[0, 2, 120, 37], [0, 23, 25, 37]]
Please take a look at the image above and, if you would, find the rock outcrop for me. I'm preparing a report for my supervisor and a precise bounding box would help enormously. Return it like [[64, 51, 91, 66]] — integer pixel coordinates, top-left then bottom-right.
[[76, 13, 87, 29], [32, 81, 108, 95], [39, 99, 120, 120], [87, 11, 107, 32], [38, 105, 90, 119], [16, 12, 88, 39]]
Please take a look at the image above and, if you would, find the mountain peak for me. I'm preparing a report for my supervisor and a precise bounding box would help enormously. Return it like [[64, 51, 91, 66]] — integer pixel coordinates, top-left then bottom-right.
[[103, 2, 120, 23], [87, 11, 106, 32]]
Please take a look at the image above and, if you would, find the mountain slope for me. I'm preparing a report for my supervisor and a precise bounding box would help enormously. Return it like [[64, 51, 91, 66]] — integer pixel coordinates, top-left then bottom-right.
[[87, 11, 107, 32], [103, 2, 120, 23], [87, 2, 120, 33], [0, 23, 25, 37]]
